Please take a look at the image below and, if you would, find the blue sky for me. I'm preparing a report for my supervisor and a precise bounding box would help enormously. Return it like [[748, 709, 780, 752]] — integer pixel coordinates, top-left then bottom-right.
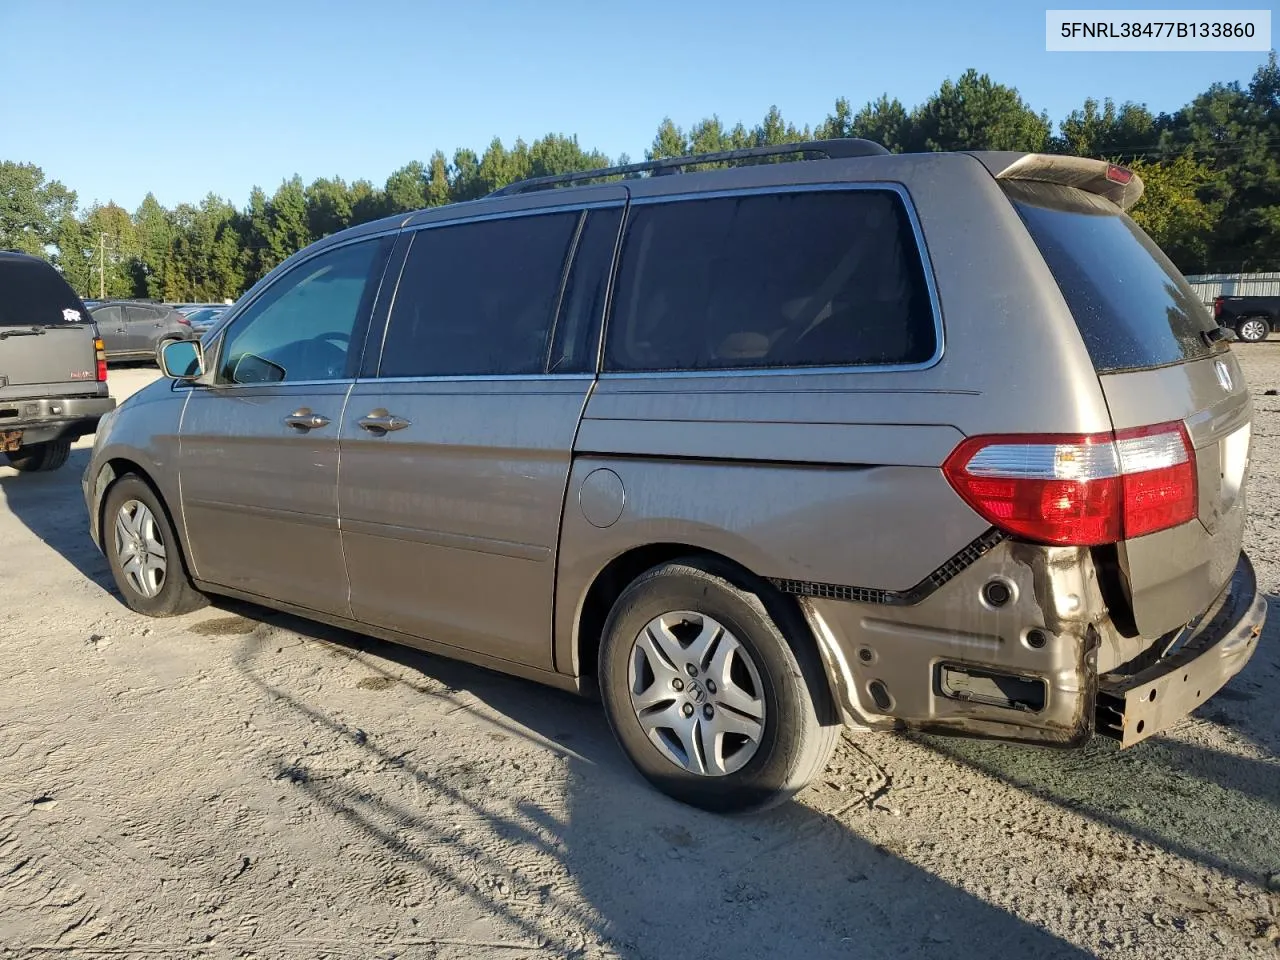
[[0, 1, 1271, 212]]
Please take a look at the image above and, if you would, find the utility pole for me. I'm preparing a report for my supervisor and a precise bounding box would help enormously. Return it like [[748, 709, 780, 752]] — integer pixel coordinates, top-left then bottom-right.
[[98, 232, 106, 299]]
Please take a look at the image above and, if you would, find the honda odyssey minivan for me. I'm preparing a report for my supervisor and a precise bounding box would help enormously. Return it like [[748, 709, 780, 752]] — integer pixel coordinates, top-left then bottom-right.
[[83, 140, 1265, 812]]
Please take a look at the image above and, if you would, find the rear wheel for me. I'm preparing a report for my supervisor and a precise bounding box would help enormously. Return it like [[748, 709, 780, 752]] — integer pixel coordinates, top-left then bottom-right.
[[5, 438, 72, 473], [103, 475, 207, 616], [598, 557, 839, 813], [1235, 317, 1270, 343]]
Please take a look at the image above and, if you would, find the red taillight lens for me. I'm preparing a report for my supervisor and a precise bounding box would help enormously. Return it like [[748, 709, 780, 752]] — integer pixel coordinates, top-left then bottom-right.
[[1115, 423, 1197, 538], [177, 316, 191, 326], [943, 422, 1196, 546], [1105, 163, 1134, 185], [94, 337, 108, 382], [1213, 297, 1223, 318]]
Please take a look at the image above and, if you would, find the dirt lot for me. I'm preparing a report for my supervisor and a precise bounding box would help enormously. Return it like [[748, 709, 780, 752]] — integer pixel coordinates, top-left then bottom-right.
[[2, 356, 1279, 960]]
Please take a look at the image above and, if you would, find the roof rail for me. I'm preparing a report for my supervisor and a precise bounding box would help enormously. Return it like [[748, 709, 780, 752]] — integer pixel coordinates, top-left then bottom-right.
[[487, 138, 890, 198]]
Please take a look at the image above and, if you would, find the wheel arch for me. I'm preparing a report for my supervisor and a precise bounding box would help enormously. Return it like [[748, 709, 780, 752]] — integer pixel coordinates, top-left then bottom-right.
[[94, 457, 196, 580], [567, 541, 839, 722]]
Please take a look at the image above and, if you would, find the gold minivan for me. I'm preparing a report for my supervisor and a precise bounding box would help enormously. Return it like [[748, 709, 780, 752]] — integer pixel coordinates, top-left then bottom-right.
[[84, 141, 1264, 811]]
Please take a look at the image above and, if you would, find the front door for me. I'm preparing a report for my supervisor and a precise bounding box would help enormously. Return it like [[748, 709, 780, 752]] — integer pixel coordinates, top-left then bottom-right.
[[179, 235, 395, 617], [338, 200, 625, 669]]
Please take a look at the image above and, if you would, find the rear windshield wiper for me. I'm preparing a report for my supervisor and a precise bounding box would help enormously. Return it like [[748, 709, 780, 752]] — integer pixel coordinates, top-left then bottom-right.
[[1202, 325, 1230, 347], [0, 322, 87, 338]]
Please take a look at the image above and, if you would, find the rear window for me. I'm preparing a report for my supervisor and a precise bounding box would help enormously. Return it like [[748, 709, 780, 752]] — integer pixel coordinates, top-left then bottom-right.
[[1005, 181, 1216, 373], [604, 189, 937, 372], [0, 256, 89, 327]]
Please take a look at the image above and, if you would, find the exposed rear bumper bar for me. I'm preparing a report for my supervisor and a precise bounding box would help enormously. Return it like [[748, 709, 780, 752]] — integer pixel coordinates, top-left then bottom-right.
[[1097, 551, 1265, 746]]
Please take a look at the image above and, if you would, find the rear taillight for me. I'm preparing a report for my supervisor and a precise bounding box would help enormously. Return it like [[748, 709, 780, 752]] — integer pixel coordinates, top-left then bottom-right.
[[177, 316, 191, 326], [943, 421, 1197, 546], [1213, 296, 1224, 319], [94, 337, 108, 382]]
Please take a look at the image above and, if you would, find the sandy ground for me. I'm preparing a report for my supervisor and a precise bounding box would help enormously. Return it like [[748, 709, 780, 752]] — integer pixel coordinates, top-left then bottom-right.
[[2, 355, 1280, 960]]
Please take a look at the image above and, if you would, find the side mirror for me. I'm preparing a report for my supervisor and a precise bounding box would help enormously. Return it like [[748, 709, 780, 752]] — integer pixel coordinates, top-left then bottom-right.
[[159, 339, 205, 380]]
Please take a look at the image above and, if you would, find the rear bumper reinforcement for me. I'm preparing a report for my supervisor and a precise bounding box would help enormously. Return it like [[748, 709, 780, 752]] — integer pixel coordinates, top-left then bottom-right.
[[1097, 551, 1265, 747]]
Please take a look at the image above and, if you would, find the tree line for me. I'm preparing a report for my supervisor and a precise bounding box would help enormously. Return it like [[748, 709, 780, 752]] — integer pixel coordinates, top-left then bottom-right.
[[2, 54, 1277, 303]]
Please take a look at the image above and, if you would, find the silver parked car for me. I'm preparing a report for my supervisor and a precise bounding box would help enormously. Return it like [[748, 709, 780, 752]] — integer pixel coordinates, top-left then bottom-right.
[[83, 141, 1265, 812]]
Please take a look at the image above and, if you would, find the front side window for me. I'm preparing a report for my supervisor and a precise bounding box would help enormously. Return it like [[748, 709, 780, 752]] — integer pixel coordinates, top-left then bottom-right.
[[604, 190, 936, 372], [217, 239, 385, 384], [379, 212, 580, 378]]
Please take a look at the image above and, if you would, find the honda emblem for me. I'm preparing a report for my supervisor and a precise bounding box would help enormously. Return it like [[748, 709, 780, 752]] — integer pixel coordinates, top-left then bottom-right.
[[1214, 360, 1234, 393]]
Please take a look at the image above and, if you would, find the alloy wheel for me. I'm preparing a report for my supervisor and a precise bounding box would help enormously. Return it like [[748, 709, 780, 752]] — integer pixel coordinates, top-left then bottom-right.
[[1241, 319, 1268, 342]]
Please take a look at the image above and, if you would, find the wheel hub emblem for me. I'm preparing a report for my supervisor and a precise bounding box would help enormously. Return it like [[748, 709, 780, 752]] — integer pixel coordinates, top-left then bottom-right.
[[1214, 359, 1233, 393], [685, 678, 707, 704]]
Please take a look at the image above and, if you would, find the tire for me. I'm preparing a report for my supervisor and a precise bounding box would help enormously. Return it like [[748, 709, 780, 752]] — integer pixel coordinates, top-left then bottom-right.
[[598, 557, 840, 813], [5, 437, 72, 473], [1235, 317, 1270, 343], [102, 474, 207, 616]]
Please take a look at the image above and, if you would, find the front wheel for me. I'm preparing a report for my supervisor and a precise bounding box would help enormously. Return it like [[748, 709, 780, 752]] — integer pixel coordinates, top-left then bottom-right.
[[103, 475, 207, 616], [598, 558, 839, 813], [5, 437, 72, 473], [1236, 317, 1270, 343]]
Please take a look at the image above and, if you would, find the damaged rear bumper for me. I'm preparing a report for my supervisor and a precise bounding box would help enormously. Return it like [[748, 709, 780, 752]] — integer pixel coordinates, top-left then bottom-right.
[[1096, 551, 1264, 746], [795, 537, 1264, 748]]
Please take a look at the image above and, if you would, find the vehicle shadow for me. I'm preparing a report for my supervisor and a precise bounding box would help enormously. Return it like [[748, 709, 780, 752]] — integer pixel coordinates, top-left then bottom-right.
[[0, 446, 115, 592], [915, 594, 1280, 888], [223, 599, 1091, 960]]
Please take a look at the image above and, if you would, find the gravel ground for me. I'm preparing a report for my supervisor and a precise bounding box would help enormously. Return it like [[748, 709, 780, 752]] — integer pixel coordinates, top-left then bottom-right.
[[2, 355, 1279, 960]]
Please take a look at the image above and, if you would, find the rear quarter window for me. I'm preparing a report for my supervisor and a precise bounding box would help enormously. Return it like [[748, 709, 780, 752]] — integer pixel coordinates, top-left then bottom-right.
[[0, 256, 89, 326], [604, 189, 937, 373], [1004, 181, 1216, 373]]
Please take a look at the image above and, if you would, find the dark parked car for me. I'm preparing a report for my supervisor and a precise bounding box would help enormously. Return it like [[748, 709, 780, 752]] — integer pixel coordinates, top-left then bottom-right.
[[1214, 294, 1280, 343], [0, 252, 114, 472], [89, 301, 196, 361]]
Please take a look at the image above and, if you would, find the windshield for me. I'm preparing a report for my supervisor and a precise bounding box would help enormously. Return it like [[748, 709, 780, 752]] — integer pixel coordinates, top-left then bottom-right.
[[0, 256, 91, 327], [1004, 181, 1216, 373]]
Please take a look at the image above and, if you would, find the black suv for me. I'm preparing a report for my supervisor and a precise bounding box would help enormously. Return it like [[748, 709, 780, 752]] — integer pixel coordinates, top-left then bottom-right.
[[0, 253, 115, 473]]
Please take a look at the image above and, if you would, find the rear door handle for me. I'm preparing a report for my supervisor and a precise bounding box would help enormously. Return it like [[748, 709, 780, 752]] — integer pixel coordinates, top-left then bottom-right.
[[284, 410, 331, 431], [357, 411, 411, 434]]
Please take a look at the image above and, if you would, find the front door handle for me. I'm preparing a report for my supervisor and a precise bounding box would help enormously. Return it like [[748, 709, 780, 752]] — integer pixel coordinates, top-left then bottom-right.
[[357, 411, 411, 434], [284, 409, 331, 431]]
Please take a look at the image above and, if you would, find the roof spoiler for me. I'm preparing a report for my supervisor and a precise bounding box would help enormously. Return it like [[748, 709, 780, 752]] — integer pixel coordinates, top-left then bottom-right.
[[991, 154, 1145, 211]]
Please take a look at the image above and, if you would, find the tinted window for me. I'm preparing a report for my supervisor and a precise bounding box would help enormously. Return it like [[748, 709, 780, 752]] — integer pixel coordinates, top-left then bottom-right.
[[1005, 181, 1215, 373], [604, 190, 936, 372], [550, 207, 623, 374], [0, 256, 90, 327], [91, 305, 121, 326], [380, 212, 579, 377], [124, 304, 159, 322], [218, 239, 386, 384]]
